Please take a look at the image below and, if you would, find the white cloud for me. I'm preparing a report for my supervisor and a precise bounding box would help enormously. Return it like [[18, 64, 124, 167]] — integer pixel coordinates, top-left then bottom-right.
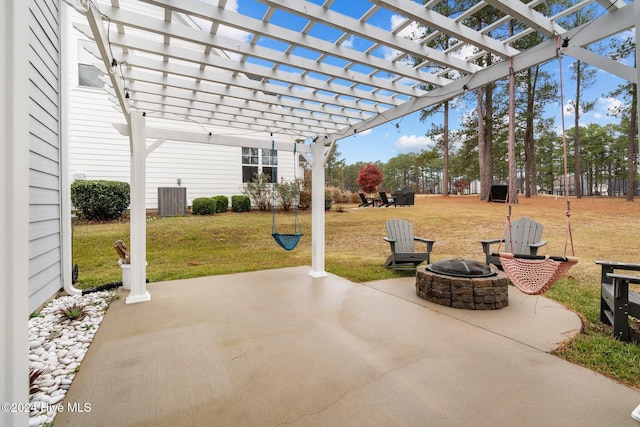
[[383, 15, 422, 63], [342, 36, 354, 49], [580, 96, 624, 123], [460, 109, 475, 123], [382, 46, 402, 62], [391, 15, 421, 39], [563, 97, 623, 122], [385, 14, 477, 72], [601, 96, 623, 115], [563, 101, 573, 116], [195, 0, 249, 49], [395, 134, 432, 152], [451, 44, 476, 61]]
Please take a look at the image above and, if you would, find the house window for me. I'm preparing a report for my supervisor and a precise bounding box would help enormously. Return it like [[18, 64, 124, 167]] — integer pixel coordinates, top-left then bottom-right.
[[78, 40, 104, 88], [262, 148, 277, 180], [242, 147, 277, 182]]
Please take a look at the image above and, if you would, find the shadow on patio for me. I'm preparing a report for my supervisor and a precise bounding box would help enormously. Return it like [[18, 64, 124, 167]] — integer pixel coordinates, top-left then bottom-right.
[[55, 267, 639, 426]]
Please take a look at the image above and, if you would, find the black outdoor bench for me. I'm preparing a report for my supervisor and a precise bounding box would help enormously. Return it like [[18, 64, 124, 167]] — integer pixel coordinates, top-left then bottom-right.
[[596, 260, 640, 342]]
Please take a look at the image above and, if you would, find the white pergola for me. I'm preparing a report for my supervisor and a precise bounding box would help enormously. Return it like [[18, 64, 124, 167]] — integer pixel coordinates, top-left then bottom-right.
[[65, 0, 637, 304]]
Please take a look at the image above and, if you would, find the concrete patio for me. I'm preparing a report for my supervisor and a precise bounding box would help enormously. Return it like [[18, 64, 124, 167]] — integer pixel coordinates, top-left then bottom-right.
[[55, 266, 640, 426]]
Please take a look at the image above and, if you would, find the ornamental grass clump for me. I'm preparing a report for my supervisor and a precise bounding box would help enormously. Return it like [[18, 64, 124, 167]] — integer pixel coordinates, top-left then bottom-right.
[[57, 303, 88, 321], [29, 368, 43, 394]]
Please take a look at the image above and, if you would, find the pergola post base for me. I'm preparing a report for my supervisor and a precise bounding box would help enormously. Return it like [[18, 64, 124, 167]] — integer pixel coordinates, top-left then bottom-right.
[[308, 270, 328, 278], [126, 292, 152, 305]]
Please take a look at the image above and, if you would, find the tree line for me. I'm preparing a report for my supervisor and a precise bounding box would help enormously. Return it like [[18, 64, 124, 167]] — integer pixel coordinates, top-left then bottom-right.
[[324, 0, 637, 202], [326, 119, 635, 198]]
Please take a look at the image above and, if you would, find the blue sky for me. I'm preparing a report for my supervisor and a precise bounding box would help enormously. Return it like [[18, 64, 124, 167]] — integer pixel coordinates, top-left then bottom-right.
[[336, 62, 627, 165], [229, 0, 630, 165]]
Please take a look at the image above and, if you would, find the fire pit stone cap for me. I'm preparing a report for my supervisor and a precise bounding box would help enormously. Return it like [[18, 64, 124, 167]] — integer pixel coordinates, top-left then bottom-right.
[[427, 257, 496, 278]]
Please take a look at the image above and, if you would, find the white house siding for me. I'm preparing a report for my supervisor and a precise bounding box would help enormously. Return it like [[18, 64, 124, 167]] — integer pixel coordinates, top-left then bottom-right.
[[67, 8, 298, 209], [28, 0, 63, 312], [146, 141, 241, 204], [68, 81, 131, 183], [68, 82, 297, 207]]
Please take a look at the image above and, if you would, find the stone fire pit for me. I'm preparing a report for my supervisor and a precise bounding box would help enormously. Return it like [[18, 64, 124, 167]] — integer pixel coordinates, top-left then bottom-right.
[[416, 258, 509, 310]]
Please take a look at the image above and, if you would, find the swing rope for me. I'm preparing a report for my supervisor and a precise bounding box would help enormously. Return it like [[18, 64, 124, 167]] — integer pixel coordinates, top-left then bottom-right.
[[557, 36, 575, 259], [271, 135, 303, 251], [498, 42, 578, 295]]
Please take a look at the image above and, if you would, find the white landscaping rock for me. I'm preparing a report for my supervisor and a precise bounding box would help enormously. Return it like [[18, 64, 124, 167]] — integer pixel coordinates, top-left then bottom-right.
[[27, 290, 115, 427]]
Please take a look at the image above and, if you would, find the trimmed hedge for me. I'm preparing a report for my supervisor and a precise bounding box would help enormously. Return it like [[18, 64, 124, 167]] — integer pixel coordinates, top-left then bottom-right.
[[231, 195, 251, 212], [192, 197, 216, 215], [70, 180, 130, 221], [212, 195, 229, 213]]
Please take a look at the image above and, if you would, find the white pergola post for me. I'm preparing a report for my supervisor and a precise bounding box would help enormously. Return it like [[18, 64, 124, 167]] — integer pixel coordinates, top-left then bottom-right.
[[309, 139, 328, 278], [126, 111, 151, 304], [1, 1, 29, 424]]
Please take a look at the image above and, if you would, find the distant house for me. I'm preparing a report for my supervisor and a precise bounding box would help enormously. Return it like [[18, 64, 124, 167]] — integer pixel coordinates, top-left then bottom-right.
[[65, 6, 300, 209], [553, 174, 589, 197]]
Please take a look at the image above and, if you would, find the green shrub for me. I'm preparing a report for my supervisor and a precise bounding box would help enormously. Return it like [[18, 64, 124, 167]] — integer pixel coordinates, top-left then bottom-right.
[[70, 180, 130, 221], [192, 197, 216, 215], [231, 195, 251, 212], [212, 196, 229, 213]]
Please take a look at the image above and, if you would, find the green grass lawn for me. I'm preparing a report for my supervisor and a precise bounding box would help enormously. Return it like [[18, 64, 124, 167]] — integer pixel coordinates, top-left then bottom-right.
[[72, 195, 640, 388]]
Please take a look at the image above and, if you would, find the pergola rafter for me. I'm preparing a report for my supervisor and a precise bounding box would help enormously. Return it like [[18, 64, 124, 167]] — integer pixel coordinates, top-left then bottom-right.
[[143, 0, 456, 89], [76, 8, 428, 100], [483, 0, 567, 38], [258, 0, 482, 75], [372, 0, 521, 58]]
